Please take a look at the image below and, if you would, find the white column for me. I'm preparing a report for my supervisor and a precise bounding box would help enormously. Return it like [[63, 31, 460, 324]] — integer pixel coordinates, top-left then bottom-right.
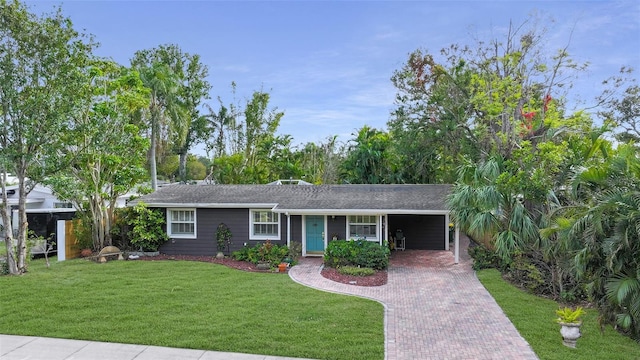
[[454, 225, 460, 264], [378, 214, 383, 245], [57, 220, 66, 261], [445, 213, 450, 251]]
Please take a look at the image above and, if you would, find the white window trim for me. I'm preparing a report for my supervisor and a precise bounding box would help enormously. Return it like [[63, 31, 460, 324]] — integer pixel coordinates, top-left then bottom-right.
[[249, 209, 281, 241], [167, 208, 197, 239], [346, 215, 379, 241]]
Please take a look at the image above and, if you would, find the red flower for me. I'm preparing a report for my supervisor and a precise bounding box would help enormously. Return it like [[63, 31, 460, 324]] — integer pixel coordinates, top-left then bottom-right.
[[543, 94, 552, 112]]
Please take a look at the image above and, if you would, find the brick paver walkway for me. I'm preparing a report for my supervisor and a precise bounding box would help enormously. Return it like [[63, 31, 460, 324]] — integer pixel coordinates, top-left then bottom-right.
[[288, 238, 538, 360]]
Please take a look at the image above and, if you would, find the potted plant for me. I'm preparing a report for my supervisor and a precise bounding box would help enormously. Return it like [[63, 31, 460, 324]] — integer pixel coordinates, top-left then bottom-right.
[[556, 306, 584, 348], [215, 223, 232, 259]]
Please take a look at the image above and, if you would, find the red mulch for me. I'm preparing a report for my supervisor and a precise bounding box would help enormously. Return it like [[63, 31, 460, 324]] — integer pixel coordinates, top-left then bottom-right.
[[135, 254, 280, 273], [133, 254, 387, 286], [321, 267, 388, 287]]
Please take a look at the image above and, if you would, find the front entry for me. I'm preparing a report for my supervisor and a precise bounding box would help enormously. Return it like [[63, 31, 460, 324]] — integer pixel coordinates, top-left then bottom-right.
[[305, 215, 325, 254]]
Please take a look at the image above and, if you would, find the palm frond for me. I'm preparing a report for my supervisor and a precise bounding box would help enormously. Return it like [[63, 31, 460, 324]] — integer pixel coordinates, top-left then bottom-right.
[[605, 274, 640, 306]]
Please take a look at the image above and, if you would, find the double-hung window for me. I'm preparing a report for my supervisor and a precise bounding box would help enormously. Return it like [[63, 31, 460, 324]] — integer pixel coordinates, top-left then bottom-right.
[[348, 215, 377, 240], [167, 209, 196, 238], [250, 209, 280, 240]]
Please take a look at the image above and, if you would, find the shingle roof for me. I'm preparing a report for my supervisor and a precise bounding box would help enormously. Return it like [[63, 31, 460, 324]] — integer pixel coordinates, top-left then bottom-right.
[[131, 184, 452, 213]]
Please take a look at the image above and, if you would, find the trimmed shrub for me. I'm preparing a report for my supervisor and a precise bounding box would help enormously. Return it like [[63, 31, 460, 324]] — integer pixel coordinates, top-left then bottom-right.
[[338, 266, 375, 276], [324, 239, 389, 270]]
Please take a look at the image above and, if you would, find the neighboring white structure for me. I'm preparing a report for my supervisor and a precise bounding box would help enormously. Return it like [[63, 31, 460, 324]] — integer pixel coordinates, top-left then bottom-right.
[[1, 184, 73, 210], [0, 184, 73, 242], [1, 181, 142, 242]]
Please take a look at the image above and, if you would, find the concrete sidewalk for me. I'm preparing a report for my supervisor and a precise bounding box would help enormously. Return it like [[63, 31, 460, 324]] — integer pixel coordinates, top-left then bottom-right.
[[0, 334, 315, 360]]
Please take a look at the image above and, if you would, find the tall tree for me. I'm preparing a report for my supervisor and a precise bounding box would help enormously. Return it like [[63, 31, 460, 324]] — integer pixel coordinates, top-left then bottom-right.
[[132, 60, 180, 190], [602, 84, 640, 143], [171, 52, 211, 183], [243, 91, 284, 172], [0, 0, 94, 274], [207, 90, 287, 184], [296, 136, 343, 184], [46, 61, 150, 250], [340, 126, 398, 184], [389, 48, 479, 183], [131, 44, 211, 188]]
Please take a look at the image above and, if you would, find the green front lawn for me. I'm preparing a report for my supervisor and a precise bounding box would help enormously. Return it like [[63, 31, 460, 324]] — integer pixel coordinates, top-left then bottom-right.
[[0, 258, 384, 360], [477, 269, 640, 360]]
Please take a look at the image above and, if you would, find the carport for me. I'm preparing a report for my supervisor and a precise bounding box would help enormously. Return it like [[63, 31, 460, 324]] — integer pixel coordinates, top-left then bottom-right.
[[388, 214, 446, 250]]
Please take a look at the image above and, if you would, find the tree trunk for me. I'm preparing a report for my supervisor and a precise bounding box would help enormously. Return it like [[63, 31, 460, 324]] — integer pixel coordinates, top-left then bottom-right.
[[16, 172, 28, 273], [178, 151, 187, 183], [150, 121, 158, 190], [105, 201, 116, 246], [0, 173, 19, 275]]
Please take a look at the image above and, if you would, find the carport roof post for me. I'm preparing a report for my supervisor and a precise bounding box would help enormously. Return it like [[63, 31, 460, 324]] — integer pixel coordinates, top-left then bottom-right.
[[454, 225, 460, 264]]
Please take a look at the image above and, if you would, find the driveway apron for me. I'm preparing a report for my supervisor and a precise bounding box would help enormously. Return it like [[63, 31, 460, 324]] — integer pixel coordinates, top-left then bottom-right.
[[288, 240, 538, 360]]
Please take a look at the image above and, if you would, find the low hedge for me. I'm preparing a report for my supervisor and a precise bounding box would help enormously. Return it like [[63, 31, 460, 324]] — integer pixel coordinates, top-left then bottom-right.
[[324, 239, 390, 270]]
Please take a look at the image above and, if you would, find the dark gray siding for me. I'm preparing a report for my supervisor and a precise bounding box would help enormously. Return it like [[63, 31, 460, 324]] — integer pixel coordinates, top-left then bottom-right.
[[388, 214, 445, 250], [327, 216, 346, 242], [289, 215, 303, 244], [159, 208, 288, 256]]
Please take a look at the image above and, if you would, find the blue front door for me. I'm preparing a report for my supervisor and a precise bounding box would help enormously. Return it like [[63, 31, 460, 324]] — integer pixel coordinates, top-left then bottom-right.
[[305, 215, 325, 253]]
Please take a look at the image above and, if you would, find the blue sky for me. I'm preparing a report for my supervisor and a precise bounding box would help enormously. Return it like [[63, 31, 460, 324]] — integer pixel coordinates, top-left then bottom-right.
[[29, 0, 640, 150]]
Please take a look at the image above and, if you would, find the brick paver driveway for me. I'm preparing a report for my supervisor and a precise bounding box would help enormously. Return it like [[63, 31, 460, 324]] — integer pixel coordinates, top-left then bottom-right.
[[288, 237, 538, 360]]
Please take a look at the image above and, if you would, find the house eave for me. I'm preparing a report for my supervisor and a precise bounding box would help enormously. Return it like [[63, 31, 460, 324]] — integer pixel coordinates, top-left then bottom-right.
[[272, 208, 450, 215], [136, 202, 279, 209]]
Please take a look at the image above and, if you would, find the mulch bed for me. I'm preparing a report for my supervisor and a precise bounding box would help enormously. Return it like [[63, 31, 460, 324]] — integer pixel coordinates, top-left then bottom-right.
[[134, 254, 274, 273], [133, 254, 387, 286], [321, 267, 388, 287]]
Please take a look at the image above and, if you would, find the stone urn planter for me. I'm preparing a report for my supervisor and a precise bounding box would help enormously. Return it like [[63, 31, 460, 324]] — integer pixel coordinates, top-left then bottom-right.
[[559, 321, 582, 348], [556, 306, 584, 348]]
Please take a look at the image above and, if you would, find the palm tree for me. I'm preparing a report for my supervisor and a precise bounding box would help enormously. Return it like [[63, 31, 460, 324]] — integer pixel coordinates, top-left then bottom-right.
[[171, 53, 211, 183], [135, 61, 181, 190], [447, 156, 539, 259], [546, 144, 640, 339]]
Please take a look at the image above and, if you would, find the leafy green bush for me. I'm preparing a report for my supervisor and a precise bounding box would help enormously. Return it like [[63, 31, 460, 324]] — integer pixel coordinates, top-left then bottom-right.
[[338, 266, 375, 276], [232, 240, 289, 267], [505, 252, 553, 296], [468, 243, 502, 270], [287, 241, 302, 262], [324, 239, 389, 270], [113, 202, 168, 252]]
